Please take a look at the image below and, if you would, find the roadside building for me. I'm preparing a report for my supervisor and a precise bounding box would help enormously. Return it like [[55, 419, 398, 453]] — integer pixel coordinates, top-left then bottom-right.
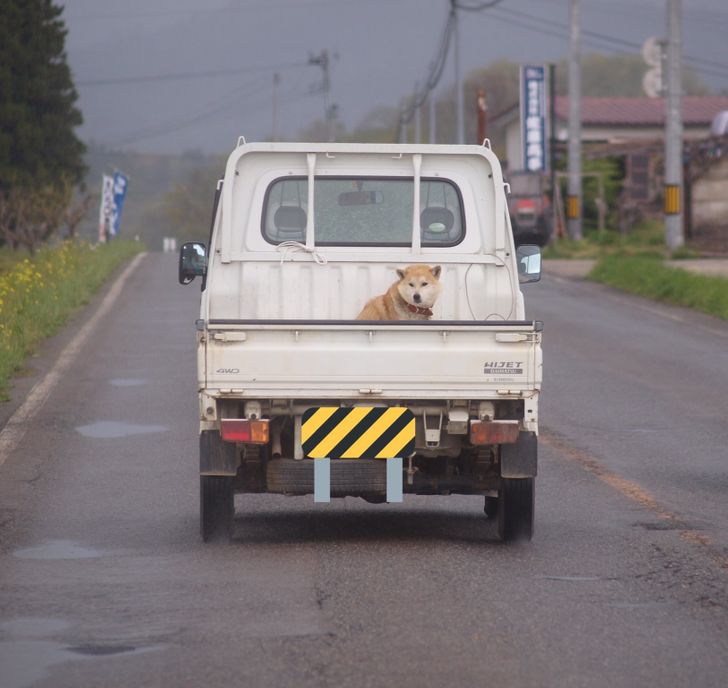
[[492, 96, 728, 244]]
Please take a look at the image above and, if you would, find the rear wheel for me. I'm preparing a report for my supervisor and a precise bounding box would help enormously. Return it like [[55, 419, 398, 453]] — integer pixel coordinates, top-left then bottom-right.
[[484, 496, 498, 518], [497, 478, 534, 542], [200, 476, 234, 542]]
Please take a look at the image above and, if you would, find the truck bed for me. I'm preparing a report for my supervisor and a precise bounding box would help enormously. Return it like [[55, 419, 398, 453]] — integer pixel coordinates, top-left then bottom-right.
[[203, 319, 542, 399]]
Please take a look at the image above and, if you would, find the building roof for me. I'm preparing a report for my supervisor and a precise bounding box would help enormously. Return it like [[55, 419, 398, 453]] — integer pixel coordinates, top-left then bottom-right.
[[493, 96, 728, 128], [555, 96, 728, 127]]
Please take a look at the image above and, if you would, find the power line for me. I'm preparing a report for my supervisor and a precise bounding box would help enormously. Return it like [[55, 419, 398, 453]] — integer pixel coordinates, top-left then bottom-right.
[[109, 75, 271, 146], [490, 6, 728, 80], [108, 78, 314, 148], [501, 4, 728, 73], [454, 0, 505, 11], [66, 0, 392, 21], [397, 0, 506, 140], [76, 61, 307, 87], [397, 5, 456, 135]]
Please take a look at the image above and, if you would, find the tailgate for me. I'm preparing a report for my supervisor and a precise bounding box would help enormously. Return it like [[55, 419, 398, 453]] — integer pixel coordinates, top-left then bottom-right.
[[203, 320, 542, 399]]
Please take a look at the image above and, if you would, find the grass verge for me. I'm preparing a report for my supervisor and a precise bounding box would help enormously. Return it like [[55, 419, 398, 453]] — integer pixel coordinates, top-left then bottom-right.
[[543, 219, 701, 261], [0, 241, 144, 400], [589, 255, 728, 321]]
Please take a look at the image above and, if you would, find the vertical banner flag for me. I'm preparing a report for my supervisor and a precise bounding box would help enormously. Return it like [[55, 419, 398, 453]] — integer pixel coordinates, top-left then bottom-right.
[[520, 65, 550, 173], [98, 174, 114, 242], [110, 171, 129, 237]]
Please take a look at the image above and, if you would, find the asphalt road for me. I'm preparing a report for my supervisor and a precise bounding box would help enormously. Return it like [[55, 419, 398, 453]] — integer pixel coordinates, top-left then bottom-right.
[[1, 253, 727, 688]]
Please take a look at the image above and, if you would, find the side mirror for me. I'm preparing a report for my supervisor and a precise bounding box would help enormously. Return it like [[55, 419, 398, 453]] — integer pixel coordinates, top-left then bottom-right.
[[179, 241, 207, 285], [516, 244, 541, 284]]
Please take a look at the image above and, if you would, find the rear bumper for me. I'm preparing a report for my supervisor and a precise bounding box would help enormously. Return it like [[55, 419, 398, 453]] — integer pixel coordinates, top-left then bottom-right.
[[264, 457, 502, 497]]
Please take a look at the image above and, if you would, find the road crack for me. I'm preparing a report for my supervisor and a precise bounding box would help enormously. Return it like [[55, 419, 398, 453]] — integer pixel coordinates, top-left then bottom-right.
[[541, 428, 728, 577]]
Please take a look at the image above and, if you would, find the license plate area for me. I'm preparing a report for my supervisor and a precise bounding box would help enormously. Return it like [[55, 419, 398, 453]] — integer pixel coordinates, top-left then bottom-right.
[[301, 407, 415, 459]]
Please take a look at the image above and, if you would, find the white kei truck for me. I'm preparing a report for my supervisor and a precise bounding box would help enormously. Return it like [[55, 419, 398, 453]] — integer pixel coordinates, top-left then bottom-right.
[[178, 141, 543, 543]]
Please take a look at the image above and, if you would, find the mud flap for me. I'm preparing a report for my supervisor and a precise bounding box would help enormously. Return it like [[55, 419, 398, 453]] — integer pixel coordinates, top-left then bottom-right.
[[500, 431, 537, 478], [200, 430, 238, 476]]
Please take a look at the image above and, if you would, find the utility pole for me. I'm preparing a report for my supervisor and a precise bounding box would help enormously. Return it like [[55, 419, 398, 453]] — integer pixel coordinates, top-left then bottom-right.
[[549, 63, 557, 237], [452, 1, 464, 144], [665, 0, 684, 250], [309, 50, 336, 142], [414, 83, 421, 144], [567, 0, 583, 240], [477, 89, 487, 143], [272, 72, 280, 142], [429, 91, 436, 143], [398, 106, 407, 143]]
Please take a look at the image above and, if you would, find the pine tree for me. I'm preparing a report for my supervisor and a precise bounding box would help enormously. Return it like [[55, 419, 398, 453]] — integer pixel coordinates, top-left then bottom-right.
[[0, 0, 86, 189]]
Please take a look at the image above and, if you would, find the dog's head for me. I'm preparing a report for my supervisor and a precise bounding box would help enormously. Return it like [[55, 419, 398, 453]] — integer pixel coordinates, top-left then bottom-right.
[[395, 264, 442, 309]]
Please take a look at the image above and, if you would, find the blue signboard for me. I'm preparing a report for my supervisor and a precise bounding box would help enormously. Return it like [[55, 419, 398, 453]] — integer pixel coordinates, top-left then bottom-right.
[[111, 171, 129, 236], [520, 65, 550, 173]]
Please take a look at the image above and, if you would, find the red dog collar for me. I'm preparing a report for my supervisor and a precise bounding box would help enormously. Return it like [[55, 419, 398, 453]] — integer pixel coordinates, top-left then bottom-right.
[[406, 304, 433, 317]]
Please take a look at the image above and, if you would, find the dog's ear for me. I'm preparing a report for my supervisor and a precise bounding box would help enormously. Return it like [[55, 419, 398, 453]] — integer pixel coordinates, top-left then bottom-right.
[[396, 268, 406, 281], [431, 265, 442, 279]]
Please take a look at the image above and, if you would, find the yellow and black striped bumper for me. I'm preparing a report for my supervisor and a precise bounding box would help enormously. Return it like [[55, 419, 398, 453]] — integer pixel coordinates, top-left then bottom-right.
[[301, 407, 416, 459]]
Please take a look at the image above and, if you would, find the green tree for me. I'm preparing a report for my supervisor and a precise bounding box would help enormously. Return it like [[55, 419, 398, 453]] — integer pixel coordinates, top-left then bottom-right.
[[0, 0, 86, 188], [159, 160, 225, 244], [343, 106, 400, 143], [555, 53, 711, 97]]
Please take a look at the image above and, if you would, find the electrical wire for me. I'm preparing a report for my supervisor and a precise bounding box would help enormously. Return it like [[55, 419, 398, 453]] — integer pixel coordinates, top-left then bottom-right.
[[454, 0, 505, 12], [109, 79, 314, 148], [77, 61, 307, 87], [108, 75, 270, 146], [398, 0, 507, 134], [67, 0, 395, 21], [489, 6, 728, 81]]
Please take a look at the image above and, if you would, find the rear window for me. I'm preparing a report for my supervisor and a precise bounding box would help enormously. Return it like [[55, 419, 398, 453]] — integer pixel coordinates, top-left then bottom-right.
[[262, 176, 464, 247]]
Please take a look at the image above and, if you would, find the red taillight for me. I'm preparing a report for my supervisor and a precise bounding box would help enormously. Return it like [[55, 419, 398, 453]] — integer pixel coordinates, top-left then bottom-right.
[[220, 419, 269, 444], [469, 420, 520, 445]]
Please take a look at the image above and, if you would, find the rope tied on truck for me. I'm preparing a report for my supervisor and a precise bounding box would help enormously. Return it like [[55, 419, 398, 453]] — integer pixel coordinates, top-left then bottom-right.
[[276, 241, 328, 265]]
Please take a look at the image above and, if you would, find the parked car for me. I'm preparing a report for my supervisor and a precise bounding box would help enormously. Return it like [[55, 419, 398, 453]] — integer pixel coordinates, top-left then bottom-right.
[[507, 171, 553, 246]]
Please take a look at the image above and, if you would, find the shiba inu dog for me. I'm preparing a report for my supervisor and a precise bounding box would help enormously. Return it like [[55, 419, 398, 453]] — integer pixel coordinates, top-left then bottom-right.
[[356, 264, 442, 320]]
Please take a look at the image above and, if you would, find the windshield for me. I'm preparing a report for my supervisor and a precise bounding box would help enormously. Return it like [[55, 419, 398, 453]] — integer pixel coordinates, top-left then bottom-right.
[[508, 173, 542, 196], [262, 176, 464, 247]]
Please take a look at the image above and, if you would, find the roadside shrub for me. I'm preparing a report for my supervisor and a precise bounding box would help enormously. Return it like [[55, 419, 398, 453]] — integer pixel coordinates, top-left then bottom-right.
[[589, 255, 728, 320], [0, 241, 143, 399]]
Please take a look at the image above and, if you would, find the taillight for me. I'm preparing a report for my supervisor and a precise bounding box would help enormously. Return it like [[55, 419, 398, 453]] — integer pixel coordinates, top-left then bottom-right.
[[220, 419, 269, 444], [469, 420, 520, 445]]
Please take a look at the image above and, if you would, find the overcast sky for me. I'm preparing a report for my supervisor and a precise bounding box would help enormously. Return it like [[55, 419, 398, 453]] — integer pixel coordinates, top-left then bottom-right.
[[61, 0, 728, 155]]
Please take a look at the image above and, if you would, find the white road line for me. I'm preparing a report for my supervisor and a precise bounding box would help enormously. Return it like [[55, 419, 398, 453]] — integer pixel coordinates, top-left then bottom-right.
[[0, 252, 147, 469]]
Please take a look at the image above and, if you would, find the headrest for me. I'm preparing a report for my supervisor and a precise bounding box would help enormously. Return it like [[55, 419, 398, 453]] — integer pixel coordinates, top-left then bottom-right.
[[420, 206, 454, 235], [274, 206, 307, 232]]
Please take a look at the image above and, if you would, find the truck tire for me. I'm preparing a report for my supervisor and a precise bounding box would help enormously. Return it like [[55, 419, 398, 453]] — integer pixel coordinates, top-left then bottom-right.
[[200, 476, 234, 542], [497, 478, 534, 542], [484, 496, 498, 518]]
